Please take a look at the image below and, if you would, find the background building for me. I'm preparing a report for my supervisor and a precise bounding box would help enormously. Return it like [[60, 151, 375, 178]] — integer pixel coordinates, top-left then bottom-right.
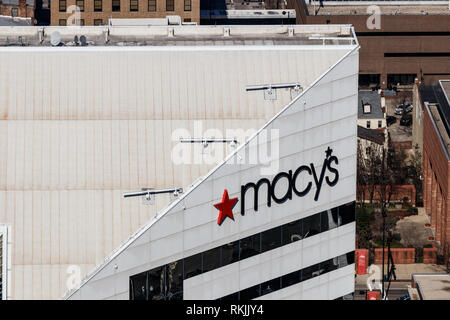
[[288, 0, 450, 89], [0, 0, 34, 22], [51, 0, 200, 26], [0, 24, 358, 300], [421, 79, 450, 265]]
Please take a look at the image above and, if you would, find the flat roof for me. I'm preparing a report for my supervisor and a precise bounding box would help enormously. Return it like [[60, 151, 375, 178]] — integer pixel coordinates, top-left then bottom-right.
[[0, 25, 357, 47], [412, 274, 450, 300], [308, 5, 450, 15]]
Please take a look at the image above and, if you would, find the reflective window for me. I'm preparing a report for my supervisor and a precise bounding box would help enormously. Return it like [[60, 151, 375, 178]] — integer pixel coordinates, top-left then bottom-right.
[[339, 202, 355, 226], [184, 252, 202, 280], [261, 226, 281, 252], [240, 234, 260, 260], [130, 272, 147, 300], [261, 278, 280, 296], [302, 263, 320, 282], [112, 0, 120, 11], [320, 258, 339, 274], [240, 285, 260, 300], [281, 270, 300, 289], [282, 220, 302, 245], [302, 214, 320, 238], [148, 266, 165, 300], [321, 208, 339, 232], [221, 241, 239, 266], [202, 247, 221, 273], [166, 261, 183, 300], [94, 0, 102, 11]]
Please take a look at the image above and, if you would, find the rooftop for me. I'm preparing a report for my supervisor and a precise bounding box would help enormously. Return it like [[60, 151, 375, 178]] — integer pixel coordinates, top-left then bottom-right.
[[357, 125, 385, 145], [308, 4, 450, 16], [0, 25, 357, 47], [358, 90, 384, 119], [412, 274, 450, 300], [420, 80, 450, 153]]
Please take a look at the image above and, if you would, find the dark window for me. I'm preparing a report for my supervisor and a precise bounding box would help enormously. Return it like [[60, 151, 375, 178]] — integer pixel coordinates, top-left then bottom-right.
[[148, 0, 156, 11], [76, 0, 84, 11], [166, 261, 183, 300], [302, 263, 320, 282], [11, 7, 18, 16], [148, 266, 165, 300], [302, 214, 320, 238], [220, 292, 239, 300], [130, 0, 138, 11], [282, 220, 302, 245], [93, 19, 103, 25], [378, 120, 382, 128], [183, 252, 202, 279], [202, 247, 221, 273], [358, 74, 380, 89], [320, 208, 339, 232], [221, 241, 239, 266], [94, 0, 102, 11], [261, 226, 281, 252], [366, 120, 371, 129], [130, 272, 147, 300], [112, 0, 120, 11], [59, 19, 66, 26], [240, 285, 260, 300], [281, 270, 301, 289], [239, 234, 260, 260], [261, 278, 280, 296], [339, 202, 355, 226], [387, 74, 416, 87], [79, 19, 85, 26], [184, 18, 191, 22], [338, 251, 355, 268], [320, 258, 339, 274], [59, 0, 66, 12], [166, 0, 174, 11], [184, 0, 191, 11]]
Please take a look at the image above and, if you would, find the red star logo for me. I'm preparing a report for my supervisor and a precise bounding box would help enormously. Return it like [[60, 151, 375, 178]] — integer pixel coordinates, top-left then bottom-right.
[[214, 189, 239, 226]]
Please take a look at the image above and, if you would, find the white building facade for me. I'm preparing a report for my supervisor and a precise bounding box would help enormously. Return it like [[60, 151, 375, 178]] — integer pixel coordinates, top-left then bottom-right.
[[0, 25, 359, 300]]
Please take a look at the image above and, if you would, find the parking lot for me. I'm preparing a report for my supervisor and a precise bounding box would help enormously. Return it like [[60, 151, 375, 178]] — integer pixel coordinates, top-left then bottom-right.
[[385, 92, 413, 143]]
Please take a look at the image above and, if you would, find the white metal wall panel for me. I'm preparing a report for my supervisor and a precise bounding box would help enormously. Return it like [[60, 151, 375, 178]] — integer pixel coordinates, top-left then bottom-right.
[[65, 48, 359, 300]]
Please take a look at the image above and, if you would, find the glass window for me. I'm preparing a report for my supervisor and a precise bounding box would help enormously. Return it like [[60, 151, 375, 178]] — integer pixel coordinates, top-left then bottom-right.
[[59, 0, 66, 12], [261, 278, 280, 296], [282, 220, 302, 245], [148, 266, 165, 300], [240, 285, 260, 300], [281, 270, 300, 289], [366, 121, 371, 129], [302, 214, 320, 239], [378, 120, 382, 128], [320, 208, 339, 232], [94, 0, 102, 11], [338, 251, 355, 268], [183, 252, 202, 279], [239, 234, 260, 260], [320, 258, 339, 274], [184, 18, 191, 22], [339, 202, 355, 226], [129, 272, 147, 300], [76, 0, 84, 11], [148, 0, 156, 11], [166, 0, 174, 11], [202, 247, 221, 273], [93, 19, 103, 26], [59, 19, 67, 26], [302, 263, 320, 282], [221, 241, 239, 266], [112, 0, 120, 11], [130, 0, 138, 11], [166, 261, 183, 300], [184, 0, 191, 11], [261, 226, 281, 253]]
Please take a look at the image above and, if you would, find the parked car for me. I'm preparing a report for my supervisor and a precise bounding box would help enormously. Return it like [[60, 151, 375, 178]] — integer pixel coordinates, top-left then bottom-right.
[[400, 115, 412, 126], [386, 116, 396, 126], [394, 104, 405, 115], [404, 104, 413, 114]]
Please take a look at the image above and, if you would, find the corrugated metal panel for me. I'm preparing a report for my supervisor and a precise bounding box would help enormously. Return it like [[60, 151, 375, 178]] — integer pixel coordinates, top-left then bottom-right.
[[0, 46, 349, 299]]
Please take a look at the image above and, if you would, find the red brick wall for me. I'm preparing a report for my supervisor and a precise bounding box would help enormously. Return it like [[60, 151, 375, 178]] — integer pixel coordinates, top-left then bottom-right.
[[357, 185, 416, 205], [423, 248, 437, 264], [374, 248, 415, 264]]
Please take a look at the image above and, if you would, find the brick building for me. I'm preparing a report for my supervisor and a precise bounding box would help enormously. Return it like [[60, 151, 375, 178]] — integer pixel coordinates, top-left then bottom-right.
[[288, 1, 450, 89], [422, 80, 450, 263], [0, 0, 34, 20], [51, 0, 200, 26]]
